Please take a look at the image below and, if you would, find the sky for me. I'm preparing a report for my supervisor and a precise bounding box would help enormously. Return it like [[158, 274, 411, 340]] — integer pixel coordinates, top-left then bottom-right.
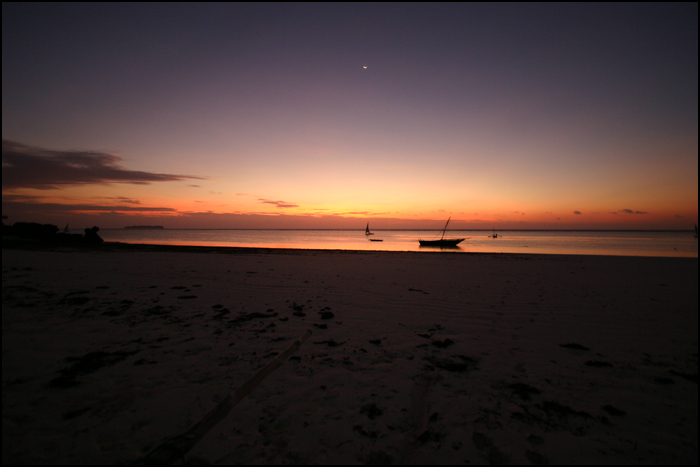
[[2, 3, 698, 230]]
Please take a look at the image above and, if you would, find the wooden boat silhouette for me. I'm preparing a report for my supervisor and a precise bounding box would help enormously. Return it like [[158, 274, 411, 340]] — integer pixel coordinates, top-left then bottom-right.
[[418, 217, 465, 247]]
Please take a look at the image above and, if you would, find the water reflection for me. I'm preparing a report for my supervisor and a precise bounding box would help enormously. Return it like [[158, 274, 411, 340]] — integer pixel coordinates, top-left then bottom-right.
[[418, 245, 463, 251], [98, 230, 698, 258]]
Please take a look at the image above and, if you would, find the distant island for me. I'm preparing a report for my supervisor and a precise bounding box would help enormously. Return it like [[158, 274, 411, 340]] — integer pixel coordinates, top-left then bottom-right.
[[124, 225, 165, 230]]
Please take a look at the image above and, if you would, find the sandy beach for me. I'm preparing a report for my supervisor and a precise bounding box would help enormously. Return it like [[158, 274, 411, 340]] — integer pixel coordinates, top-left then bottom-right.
[[2, 244, 697, 465]]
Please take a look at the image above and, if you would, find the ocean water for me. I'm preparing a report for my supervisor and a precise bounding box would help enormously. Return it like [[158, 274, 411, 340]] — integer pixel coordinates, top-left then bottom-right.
[[98, 229, 698, 258]]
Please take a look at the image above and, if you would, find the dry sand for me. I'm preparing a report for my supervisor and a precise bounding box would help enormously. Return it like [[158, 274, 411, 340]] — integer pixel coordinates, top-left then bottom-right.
[[2, 244, 698, 464]]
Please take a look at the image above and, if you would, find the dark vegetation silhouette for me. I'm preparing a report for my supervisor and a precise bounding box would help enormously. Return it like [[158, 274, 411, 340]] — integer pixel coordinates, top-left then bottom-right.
[[2, 220, 103, 245]]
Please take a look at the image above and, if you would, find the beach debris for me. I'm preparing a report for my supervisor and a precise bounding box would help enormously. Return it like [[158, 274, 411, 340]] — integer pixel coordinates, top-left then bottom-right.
[[670, 370, 698, 383], [601, 404, 626, 416], [144, 305, 170, 316], [508, 382, 541, 400], [472, 431, 506, 464], [319, 310, 335, 319], [363, 450, 393, 465], [291, 302, 306, 316], [431, 338, 454, 348], [353, 425, 379, 439], [361, 403, 384, 420], [212, 308, 230, 319], [62, 407, 91, 420], [559, 343, 590, 350], [133, 358, 157, 366], [525, 449, 549, 465], [584, 360, 613, 367], [425, 355, 477, 372], [472, 431, 493, 451], [58, 295, 92, 306], [133, 330, 312, 465], [47, 350, 139, 388], [535, 400, 593, 419], [313, 339, 345, 347], [228, 311, 278, 324], [653, 377, 675, 384]]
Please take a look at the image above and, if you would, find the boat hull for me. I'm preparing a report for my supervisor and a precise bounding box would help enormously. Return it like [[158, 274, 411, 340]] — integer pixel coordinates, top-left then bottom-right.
[[418, 238, 465, 247]]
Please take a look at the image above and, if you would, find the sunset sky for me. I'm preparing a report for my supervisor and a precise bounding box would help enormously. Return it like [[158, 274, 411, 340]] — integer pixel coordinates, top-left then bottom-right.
[[2, 3, 697, 230]]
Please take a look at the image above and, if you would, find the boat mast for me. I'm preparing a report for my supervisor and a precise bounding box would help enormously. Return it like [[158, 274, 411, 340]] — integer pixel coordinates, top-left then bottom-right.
[[441, 217, 451, 240]]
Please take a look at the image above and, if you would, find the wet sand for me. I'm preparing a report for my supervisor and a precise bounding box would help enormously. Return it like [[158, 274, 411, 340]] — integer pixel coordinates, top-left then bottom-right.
[[2, 244, 698, 464]]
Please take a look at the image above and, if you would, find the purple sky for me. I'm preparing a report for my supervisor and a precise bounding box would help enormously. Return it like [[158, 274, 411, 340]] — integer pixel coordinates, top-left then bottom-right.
[[2, 3, 698, 229]]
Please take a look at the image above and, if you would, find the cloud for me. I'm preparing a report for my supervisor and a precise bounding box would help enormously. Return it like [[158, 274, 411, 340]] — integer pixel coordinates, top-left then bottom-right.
[[5, 202, 176, 213], [259, 199, 299, 208], [94, 196, 141, 205], [620, 209, 649, 214], [3, 194, 176, 213], [2, 140, 205, 190], [573, 211, 582, 215]]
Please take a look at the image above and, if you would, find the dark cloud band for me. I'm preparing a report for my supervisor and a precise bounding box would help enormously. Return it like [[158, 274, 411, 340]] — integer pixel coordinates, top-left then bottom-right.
[[259, 199, 299, 208], [2, 140, 205, 190]]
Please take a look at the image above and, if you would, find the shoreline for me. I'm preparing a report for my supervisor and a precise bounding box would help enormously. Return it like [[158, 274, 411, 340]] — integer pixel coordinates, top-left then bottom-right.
[[3, 246, 697, 464], [4, 239, 699, 260]]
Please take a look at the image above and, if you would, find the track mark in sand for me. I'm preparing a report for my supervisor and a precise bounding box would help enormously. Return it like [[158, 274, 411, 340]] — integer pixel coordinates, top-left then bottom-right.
[[394, 372, 442, 463], [410, 373, 434, 439]]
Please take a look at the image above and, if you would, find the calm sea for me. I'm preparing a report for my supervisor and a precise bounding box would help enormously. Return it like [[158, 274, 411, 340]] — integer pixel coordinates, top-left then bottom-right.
[[98, 229, 698, 258]]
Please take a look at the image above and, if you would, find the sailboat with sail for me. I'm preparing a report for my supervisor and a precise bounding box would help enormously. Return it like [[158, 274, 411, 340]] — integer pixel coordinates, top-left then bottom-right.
[[365, 222, 383, 241], [418, 217, 465, 247]]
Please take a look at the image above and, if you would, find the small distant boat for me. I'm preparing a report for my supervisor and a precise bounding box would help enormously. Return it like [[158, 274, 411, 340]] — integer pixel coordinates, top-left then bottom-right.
[[419, 217, 465, 247], [365, 222, 374, 236], [369, 238, 383, 242], [491, 228, 498, 238]]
